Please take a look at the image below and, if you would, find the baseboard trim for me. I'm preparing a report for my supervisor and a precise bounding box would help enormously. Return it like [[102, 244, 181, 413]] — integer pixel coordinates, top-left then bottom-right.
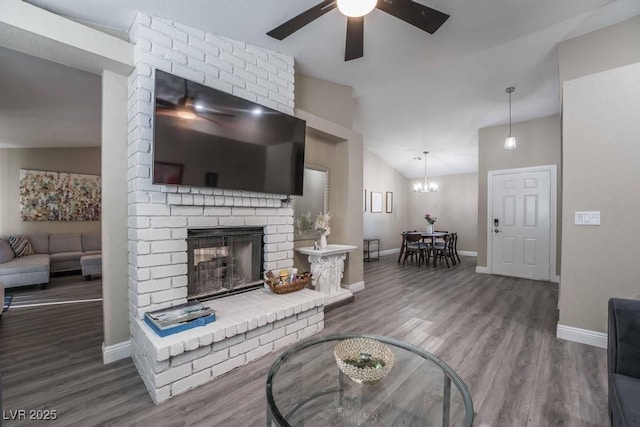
[[556, 324, 607, 349], [475, 266, 491, 274], [103, 340, 131, 364], [379, 248, 400, 256], [343, 281, 365, 293], [551, 275, 560, 283], [458, 251, 477, 257]]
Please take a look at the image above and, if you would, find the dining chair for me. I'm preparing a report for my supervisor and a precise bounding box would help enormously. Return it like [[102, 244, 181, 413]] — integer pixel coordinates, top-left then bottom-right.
[[397, 233, 407, 263], [433, 230, 449, 243], [432, 230, 453, 264], [433, 235, 455, 268], [451, 232, 461, 263], [397, 231, 418, 263], [402, 233, 426, 267]]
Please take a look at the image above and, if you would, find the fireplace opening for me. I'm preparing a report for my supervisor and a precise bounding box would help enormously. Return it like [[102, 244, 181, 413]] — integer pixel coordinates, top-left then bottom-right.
[[187, 227, 264, 300]]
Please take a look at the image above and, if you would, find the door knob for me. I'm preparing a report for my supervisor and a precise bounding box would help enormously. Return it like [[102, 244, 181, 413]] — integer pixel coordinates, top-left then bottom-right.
[[494, 229, 501, 233]]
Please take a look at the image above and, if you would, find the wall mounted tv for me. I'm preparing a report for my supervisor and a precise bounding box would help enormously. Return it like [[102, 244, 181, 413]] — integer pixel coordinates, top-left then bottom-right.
[[153, 70, 306, 196]]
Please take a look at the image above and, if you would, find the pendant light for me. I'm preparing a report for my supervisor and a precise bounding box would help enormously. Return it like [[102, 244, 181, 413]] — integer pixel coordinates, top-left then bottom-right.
[[337, 0, 377, 17], [504, 87, 516, 149], [414, 151, 438, 193]]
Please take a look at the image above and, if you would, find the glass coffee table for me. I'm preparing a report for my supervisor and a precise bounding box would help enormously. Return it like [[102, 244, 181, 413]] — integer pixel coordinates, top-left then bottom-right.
[[266, 334, 473, 426]]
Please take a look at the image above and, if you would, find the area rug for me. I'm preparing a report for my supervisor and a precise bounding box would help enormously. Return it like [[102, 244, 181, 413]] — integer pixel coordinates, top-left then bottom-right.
[[3, 294, 12, 313]]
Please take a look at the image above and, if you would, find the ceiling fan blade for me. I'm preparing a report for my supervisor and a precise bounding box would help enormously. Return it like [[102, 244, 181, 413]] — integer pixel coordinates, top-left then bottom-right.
[[201, 109, 235, 118], [345, 16, 364, 61], [376, 0, 449, 34], [184, 99, 236, 117], [156, 98, 178, 109], [200, 115, 224, 127], [267, 1, 337, 40]]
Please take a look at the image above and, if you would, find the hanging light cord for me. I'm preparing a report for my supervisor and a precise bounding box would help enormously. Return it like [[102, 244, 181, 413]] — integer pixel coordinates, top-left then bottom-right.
[[508, 90, 512, 137], [423, 153, 428, 188], [506, 87, 515, 137]]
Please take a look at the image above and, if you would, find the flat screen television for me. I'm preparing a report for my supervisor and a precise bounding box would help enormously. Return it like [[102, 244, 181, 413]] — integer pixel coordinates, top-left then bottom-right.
[[153, 70, 306, 195]]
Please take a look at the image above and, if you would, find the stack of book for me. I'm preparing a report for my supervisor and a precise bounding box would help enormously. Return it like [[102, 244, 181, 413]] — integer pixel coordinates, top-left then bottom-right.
[[144, 301, 216, 337]]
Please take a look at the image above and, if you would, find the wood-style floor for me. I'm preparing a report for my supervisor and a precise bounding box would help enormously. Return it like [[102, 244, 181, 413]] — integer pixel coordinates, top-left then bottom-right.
[[8, 273, 103, 307], [0, 256, 608, 426]]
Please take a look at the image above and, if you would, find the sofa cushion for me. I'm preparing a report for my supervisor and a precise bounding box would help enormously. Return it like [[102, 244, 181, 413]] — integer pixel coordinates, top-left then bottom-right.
[[611, 374, 640, 427], [8, 236, 34, 257], [81, 232, 101, 252], [0, 254, 50, 275], [24, 234, 49, 254], [50, 252, 84, 263], [49, 233, 82, 254], [83, 250, 102, 256], [0, 239, 15, 264]]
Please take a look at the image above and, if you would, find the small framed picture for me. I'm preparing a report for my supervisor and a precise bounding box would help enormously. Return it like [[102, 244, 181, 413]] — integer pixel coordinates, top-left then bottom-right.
[[371, 192, 383, 213], [154, 162, 183, 185], [363, 189, 367, 212], [386, 192, 393, 213]]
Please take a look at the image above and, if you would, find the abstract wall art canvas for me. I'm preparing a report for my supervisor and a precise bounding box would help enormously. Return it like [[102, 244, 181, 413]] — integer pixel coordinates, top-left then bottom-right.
[[20, 169, 101, 221]]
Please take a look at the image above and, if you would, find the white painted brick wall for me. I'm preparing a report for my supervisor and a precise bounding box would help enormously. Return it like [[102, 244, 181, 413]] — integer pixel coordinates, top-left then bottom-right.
[[171, 368, 212, 396], [127, 13, 307, 405], [127, 12, 296, 318]]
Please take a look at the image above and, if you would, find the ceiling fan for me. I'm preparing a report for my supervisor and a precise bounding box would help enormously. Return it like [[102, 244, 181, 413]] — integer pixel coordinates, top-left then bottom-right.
[[156, 79, 235, 124], [267, 0, 450, 61]]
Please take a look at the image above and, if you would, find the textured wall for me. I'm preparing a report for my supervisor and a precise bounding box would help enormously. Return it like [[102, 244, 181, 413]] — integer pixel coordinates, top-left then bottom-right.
[[101, 71, 130, 348], [477, 114, 562, 272], [559, 62, 640, 333], [409, 173, 479, 253], [363, 148, 411, 252]]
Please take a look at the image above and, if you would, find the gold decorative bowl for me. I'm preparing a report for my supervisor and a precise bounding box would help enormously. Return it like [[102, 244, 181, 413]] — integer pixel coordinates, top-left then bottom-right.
[[334, 338, 395, 384]]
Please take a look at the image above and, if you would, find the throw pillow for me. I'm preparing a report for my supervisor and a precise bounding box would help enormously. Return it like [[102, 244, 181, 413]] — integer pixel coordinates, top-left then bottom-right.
[[0, 239, 15, 264], [8, 236, 34, 258]]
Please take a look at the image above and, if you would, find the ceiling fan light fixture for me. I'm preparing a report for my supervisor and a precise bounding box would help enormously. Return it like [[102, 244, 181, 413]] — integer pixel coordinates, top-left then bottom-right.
[[177, 110, 196, 120], [337, 0, 377, 17]]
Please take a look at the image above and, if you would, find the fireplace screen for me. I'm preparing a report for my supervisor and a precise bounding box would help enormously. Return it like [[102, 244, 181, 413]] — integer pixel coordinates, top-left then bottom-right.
[[187, 227, 264, 300]]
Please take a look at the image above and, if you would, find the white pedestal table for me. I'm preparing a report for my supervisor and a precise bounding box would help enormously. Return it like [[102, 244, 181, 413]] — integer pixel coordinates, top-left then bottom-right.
[[296, 244, 357, 306]]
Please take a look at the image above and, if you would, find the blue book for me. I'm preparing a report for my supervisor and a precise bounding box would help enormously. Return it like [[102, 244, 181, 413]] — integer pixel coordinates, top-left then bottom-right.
[[144, 313, 216, 337], [144, 300, 216, 337]]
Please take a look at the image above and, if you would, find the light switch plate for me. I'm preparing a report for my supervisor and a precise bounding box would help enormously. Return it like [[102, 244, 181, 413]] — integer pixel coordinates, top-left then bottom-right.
[[575, 211, 601, 225]]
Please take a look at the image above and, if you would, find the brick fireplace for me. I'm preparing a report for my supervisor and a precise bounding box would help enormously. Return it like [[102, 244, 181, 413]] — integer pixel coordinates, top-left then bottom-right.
[[126, 14, 325, 403]]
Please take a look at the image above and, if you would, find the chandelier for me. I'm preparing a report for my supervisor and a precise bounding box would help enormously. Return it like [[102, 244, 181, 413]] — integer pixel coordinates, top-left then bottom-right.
[[414, 151, 438, 193]]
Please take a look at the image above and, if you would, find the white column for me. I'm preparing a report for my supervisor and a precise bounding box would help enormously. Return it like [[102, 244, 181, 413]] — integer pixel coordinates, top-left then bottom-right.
[[102, 70, 131, 363]]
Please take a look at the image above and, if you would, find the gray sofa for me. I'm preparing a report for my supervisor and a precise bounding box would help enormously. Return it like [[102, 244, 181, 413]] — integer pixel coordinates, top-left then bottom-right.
[[608, 298, 640, 427], [0, 232, 101, 289]]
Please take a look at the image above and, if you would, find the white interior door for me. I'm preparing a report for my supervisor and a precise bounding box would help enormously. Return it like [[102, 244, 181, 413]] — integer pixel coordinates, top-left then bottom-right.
[[491, 170, 551, 281]]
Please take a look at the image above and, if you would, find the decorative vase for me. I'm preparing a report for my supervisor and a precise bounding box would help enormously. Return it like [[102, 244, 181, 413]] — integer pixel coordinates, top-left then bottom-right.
[[320, 234, 328, 249], [426, 224, 433, 234]]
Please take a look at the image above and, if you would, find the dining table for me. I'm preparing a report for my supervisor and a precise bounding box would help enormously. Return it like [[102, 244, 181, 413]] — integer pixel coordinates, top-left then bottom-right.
[[398, 231, 449, 267]]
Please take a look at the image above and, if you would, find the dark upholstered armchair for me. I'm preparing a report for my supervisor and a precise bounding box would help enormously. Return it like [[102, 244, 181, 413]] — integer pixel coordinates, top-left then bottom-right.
[[608, 298, 640, 427]]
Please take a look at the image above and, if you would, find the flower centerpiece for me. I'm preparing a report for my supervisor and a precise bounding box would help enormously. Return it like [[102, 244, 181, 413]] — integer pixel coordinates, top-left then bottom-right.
[[424, 213, 437, 233], [315, 212, 331, 249]]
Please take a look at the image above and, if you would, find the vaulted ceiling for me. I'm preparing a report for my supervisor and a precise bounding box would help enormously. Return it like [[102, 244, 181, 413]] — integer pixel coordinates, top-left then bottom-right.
[[9, 0, 640, 177]]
